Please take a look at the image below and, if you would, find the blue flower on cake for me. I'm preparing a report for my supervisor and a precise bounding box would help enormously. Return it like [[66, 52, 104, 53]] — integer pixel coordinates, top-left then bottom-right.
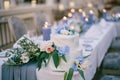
[[73, 56, 88, 71], [64, 53, 90, 80], [55, 25, 75, 35], [57, 46, 70, 56]]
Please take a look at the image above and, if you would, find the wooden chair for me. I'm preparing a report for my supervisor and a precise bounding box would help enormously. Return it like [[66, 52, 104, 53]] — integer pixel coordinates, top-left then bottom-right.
[[0, 19, 14, 49], [110, 6, 120, 14]]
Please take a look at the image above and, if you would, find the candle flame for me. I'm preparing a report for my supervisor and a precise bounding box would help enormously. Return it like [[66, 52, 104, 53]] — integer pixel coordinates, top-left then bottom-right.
[[89, 10, 94, 14], [63, 16, 67, 20], [68, 12, 72, 18], [85, 18, 89, 22], [79, 9, 83, 13], [71, 8, 75, 13], [103, 9, 106, 12], [82, 12, 86, 17], [44, 22, 48, 28]]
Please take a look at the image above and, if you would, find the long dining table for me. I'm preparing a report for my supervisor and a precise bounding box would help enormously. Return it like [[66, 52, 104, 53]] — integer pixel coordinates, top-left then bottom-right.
[[0, 19, 118, 80]]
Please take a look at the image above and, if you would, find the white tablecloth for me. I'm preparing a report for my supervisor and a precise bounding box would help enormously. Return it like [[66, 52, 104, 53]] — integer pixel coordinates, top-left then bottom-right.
[[84, 21, 117, 67], [0, 19, 118, 80], [36, 20, 117, 80]]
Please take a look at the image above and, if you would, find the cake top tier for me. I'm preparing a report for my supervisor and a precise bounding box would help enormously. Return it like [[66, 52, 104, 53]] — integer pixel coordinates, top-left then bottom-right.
[[52, 25, 78, 35]]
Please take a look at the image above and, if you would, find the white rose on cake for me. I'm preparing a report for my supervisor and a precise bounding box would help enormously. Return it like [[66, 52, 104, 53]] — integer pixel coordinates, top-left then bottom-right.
[[61, 29, 69, 35]]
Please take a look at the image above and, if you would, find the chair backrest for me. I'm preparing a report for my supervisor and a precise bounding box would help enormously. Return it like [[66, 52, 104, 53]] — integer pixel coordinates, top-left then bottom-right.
[[0, 20, 14, 49], [110, 6, 120, 14], [8, 16, 26, 41], [33, 13, 47, 35]]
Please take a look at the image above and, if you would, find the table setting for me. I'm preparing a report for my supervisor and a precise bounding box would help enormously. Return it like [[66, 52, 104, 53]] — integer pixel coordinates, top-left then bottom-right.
[[0, 9, 118, 80]]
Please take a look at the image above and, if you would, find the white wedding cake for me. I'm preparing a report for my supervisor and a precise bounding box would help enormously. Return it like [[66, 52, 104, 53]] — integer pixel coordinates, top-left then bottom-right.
[[48, 26, 80, 71]]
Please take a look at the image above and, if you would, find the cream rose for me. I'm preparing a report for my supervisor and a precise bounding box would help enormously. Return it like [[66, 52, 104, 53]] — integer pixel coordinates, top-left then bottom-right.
[[21, 56, 29, 63]]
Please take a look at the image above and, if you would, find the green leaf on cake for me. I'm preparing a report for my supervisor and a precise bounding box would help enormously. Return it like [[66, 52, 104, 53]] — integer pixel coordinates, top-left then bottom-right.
[[38, 56, 42, 70], [83, 55, 90, 59], [61, 55, 67, 62], [40, 52, 47, 59], [64, 72, 68, 80], [66, 68, 74, 80], [46, 54, 51, 66], [52, 50, 60, 68], [78, 69, 85, 80]]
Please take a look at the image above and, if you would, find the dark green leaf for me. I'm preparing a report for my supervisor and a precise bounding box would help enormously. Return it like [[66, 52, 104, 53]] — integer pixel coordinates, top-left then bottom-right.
[[38, 56, 42, 70], [43, 59, 47, 66], [61, 55, 67, 62], [64, 72, 68, 80], [67, 68, 74, 80], [40, 53, 47, 59], [78, 69, 85, 80], [52, 50, 60, 68], [83, 55, 90, 59], [46, 55, 51, 66]]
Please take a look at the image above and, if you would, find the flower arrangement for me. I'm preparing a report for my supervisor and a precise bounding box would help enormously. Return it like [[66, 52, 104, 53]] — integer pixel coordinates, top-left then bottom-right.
[[4, 37, 86, 80], [4, 37, 67, 69]]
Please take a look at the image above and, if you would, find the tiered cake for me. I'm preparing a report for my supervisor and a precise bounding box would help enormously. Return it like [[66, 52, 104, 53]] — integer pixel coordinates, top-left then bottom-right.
[[48, 26, 80, 71]]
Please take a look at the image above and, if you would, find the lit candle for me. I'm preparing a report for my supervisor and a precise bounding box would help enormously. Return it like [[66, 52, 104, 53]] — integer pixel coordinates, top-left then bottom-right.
[[82, 12, 86, 17], [78, 9, 83, 18], [68, 12, 72, 18], [103, 9, 106, 13], [85, 17, 89, 23], [4, 0, 10, 9], [79, 9, 83, 13], [88, 10, 94, 24], [42, 22, 51, 41], [63, 16, 68, 24], [89, 10, 94, 15], [81, 11, 86, 20], [102, 9, 107, 18], [71, 8, 75, 15], [84, 17, 91, 30]]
